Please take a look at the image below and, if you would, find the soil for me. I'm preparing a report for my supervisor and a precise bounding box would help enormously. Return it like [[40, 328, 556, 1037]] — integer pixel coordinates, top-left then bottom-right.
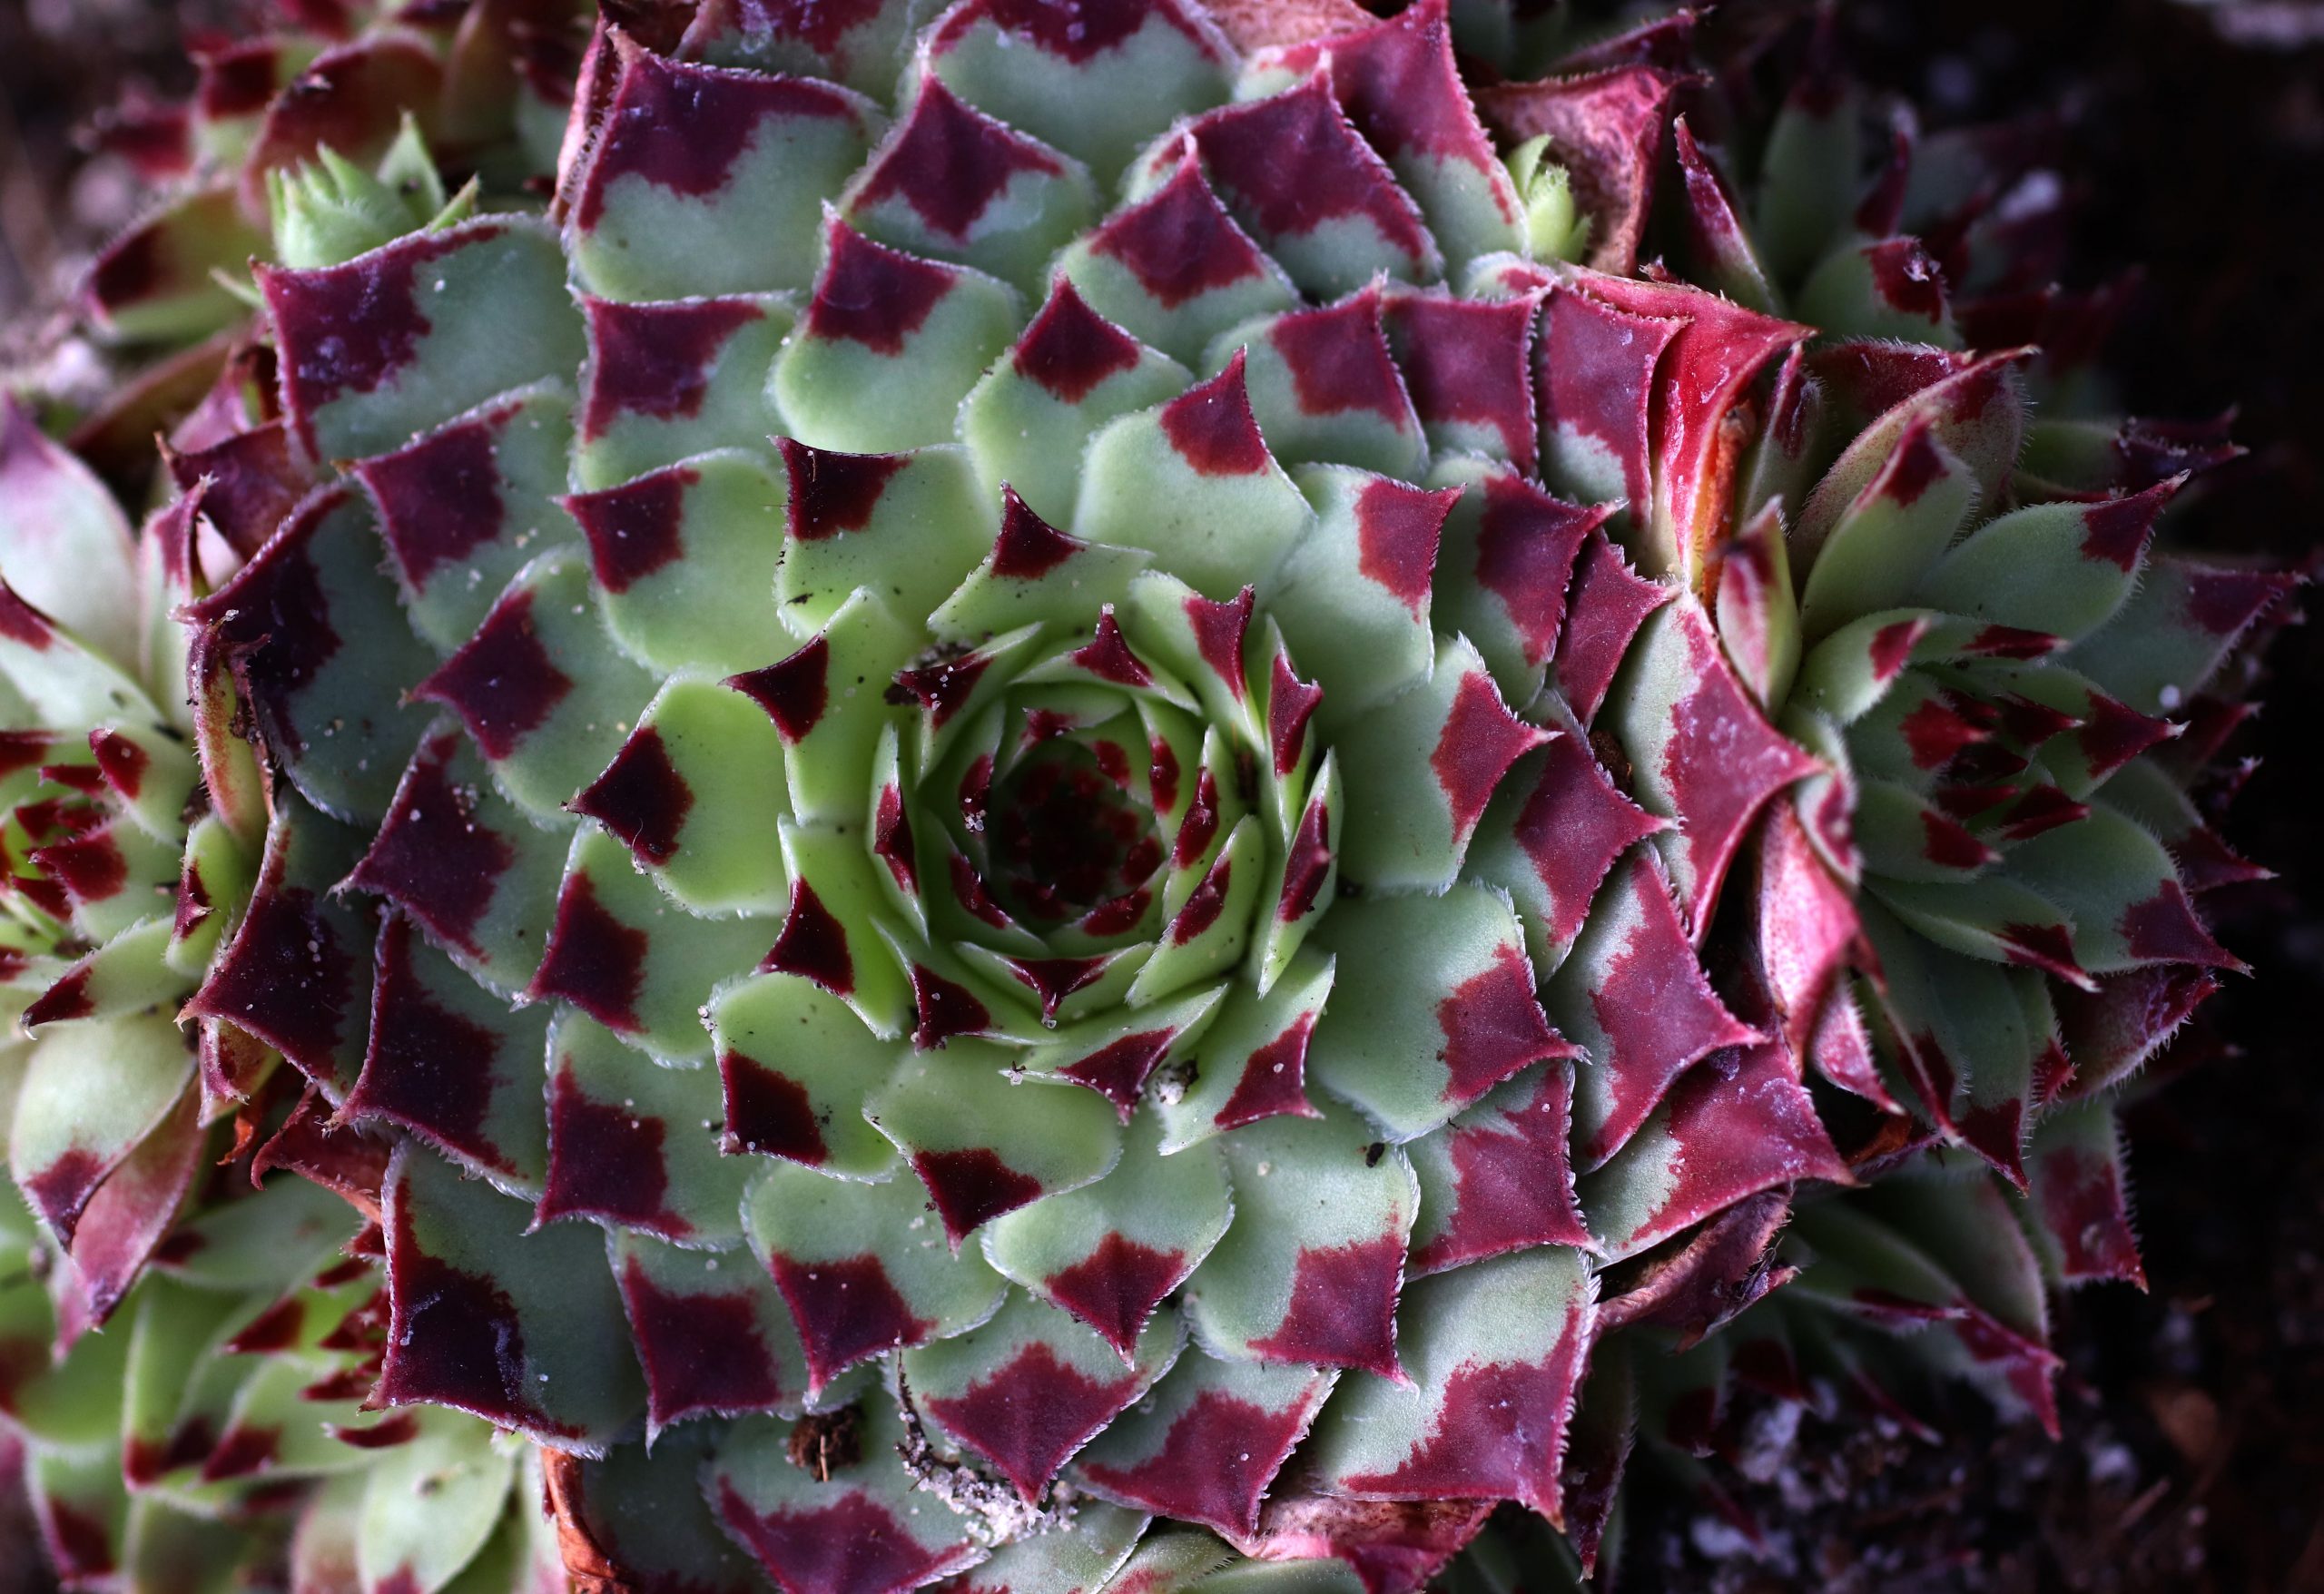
[[1, 3, 2320, 1592]]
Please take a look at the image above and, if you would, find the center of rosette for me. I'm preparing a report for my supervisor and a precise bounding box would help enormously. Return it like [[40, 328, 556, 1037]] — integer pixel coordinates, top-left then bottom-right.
[[986, 740, 1164, 926]]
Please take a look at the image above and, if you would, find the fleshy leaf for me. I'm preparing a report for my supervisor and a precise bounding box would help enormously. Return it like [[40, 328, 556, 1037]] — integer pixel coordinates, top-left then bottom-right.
[[1308, 1246, 1594, 1522], [566, 40, 881, 300], [537, 1011, 753, 1245], [1074, 354, 1311, 602], [711, 969, 907, 1178], [1550, 851, 1761, 1171], [705, 1405, 983, 1594], [411, 548, 658, 822], [527, 826, 769, 1059], [1331, 635, 1548, 891], [868, 1039, 1123, 1247], [772, 215, 1025, 452], [1404, 1064, 1590, 1275], [571, 450, 791, 678], [741, 1158, 1008, 1393], [1310, 881, 1572, 1141], [260, 218, 585, 465], [983, 1107, 1230, 1357], [378, 1145, 645, 1453], [1078, 1351, 1336, 1538], [905, 1288, 1180, 1502], [1182, 1098, 1415, 1378]]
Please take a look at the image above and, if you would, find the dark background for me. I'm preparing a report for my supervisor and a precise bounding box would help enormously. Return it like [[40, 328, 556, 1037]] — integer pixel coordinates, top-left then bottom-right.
[[1, 1, 2319, 1589]]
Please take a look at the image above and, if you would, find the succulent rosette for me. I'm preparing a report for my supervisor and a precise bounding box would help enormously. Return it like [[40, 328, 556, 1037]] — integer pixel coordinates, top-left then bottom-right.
[[0, 1, 2294, 1592]]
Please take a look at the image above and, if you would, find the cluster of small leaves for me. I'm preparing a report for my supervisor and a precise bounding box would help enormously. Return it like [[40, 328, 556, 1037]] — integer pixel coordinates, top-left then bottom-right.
[[0, 1, 2291, 1593]]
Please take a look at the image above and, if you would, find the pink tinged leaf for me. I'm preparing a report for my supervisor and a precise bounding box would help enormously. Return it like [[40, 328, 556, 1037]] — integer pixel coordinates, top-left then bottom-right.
[[615, 1244, 794, 1436], [579, 295, 769, 437], [537, 1066, 692, 1242], [340, 730, 520, 963], [58, 1087, 202, 1334], [802, 218, 962, 357], [911, 1148, 1047, 1245], [720, 1050, 831, 1166], [728, 635, 831, 743], [1087, 151, 1283, 315], [1009, 277, 1147, 404], [1436, 944, 1574, 1107], [257, 226, 472, 452], [1172, 74, 1437, 290], [1246, 1234, 1406, 1379], [571, 42, 866, 230], [1244, 1498, 1495, 1594], [1054, 1029, 1180, 1121], [1266, 654, 1324, 779], [1317, 1246, 1594, 1529], [776, 437, 909, 544], [241, 35, 443, 201], [1258, 0, 1511, 179], [1260, 286, 1422, 433], [2027, 1107, 2146, 1289], [1570, 271, 1809, 577], [2055, 965, 2219, 1100], [1670, 119, 1773, 310], [1465, 473, 1609, 674], [1408, 1067, 1591, 1275], [908, 963, 998, 1051], [1495, 730, 1667, 953], [765, 1254, 936, 1394], [378, 1148, 641, 1446], [1714, 499, 1795, 709], [2118, 880, 2240, 971], [1042, 1233, 1191, 1360], [1383, 290, 1538, 472], [251, 1087, 391, 1220], [1343, 474, 1458, 620], [849, 74, 1064, 244], [162, 419, 307, 556], [571, 725, 694, 870], [714, 1483, 974, 1594], [1078, 1357, 1336, 1538], [1797, 349, 2031, 557], [566, 463, 694, 594], [1755, 802, 1862, 1056], [1157, 352, 1273, 478], [1596, 1188, 1797, 1351], [1589, 1038, 1849, 1259], [926, 1340, 1148, 1503], [1561, 852, 1763, 1169], [760, 880, 855, 997], [178, 485, 431, 796], [1477, 66, 1679, 274], [1531, 281, 1675, 516], [1169, 594, 1253, 725], [1216, 1010, 1322, 1133], [182, 813, 359, 1094], [1430, 669, 1551, 846], [1551, 529, 1672, 726], [350, 398, 534, 595], [342, 913, 545, 1186], [526, 871, 649, 1034], [1624, 600, 1822, 936], [411, 588, 576, 761]]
